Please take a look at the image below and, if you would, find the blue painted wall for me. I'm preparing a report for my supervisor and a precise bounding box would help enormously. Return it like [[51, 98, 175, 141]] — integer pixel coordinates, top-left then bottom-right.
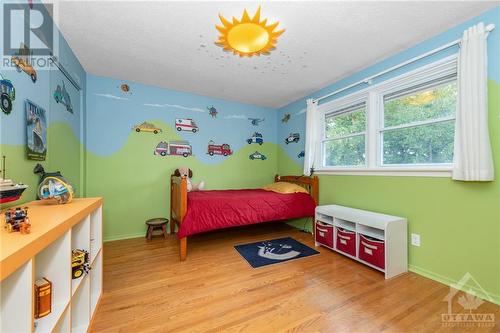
[[277, 7, 500, 164]]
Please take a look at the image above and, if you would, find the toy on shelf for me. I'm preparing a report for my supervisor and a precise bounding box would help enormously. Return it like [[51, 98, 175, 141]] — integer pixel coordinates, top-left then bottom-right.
[[4, 206, 31, 234], [34, 278, 52, 319], [0, 156, 28, 204], [72, 249, 90, 279], [34, 164, 74, 204]]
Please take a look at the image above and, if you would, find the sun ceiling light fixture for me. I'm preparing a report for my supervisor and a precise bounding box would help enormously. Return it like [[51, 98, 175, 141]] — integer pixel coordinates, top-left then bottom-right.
[[215, 6, 285, 57]]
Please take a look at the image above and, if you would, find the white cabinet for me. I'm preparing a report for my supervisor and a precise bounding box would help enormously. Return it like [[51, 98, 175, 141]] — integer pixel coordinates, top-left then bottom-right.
[[315, 204, 407, 279], [0, 198, 103, 333]]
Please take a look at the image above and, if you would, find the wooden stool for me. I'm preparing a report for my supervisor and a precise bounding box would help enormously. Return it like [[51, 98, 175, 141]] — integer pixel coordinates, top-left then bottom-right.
[[145, 218, 168, 241]]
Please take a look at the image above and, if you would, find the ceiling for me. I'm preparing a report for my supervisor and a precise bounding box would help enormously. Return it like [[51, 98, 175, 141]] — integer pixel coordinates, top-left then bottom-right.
[[51, 1, 497, 108]]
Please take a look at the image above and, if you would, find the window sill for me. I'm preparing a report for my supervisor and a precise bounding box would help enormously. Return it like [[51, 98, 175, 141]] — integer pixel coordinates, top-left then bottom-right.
[[314, 167, 452, 178]]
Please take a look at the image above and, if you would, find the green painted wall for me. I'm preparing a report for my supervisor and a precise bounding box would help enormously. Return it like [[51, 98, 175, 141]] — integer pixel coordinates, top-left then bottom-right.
[[278, 81, 500, 304]]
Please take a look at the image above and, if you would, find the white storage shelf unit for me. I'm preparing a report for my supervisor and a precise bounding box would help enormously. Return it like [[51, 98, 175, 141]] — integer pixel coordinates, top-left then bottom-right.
[[315, 204, 407, 279], [0, 198, 103, 333]]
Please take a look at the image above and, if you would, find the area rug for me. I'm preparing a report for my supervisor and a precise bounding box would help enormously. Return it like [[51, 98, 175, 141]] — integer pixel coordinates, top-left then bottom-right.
[[234, 237, 319, 268]]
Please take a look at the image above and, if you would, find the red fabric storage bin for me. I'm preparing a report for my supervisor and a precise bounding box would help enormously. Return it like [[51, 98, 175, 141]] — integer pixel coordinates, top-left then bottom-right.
[[335, 227, 356, 256], [358, 235, 385, 269], [315, 221, 333, 248]]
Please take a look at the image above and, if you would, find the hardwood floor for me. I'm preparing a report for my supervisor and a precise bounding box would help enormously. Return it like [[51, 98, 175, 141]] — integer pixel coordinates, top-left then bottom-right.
[[90, 223, 499, 333]]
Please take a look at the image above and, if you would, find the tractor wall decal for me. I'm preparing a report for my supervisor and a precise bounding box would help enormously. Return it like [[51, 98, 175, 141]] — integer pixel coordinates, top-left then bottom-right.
[[0, 73, 16, 115], [53, 81, 73, 113]]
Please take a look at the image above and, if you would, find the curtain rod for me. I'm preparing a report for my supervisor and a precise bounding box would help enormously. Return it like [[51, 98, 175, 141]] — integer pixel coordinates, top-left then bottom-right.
[[313, 23, 495, 104]]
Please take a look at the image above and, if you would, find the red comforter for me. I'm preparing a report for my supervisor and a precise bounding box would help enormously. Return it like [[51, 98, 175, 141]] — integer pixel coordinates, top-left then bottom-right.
[[177, 189, 316, 238]]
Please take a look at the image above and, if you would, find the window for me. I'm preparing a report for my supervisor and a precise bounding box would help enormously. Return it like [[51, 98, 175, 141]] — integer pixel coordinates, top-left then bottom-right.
[[316, 57, 457, 176], [381, 77, 457, 165], [323, 102, 366, 167]]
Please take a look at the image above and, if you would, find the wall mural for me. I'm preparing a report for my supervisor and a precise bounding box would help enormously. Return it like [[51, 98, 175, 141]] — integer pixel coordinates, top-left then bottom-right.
[[53, 81, 73, 113], [284, 132, 300, 144], [248, 118, 265, 126], [207, 141, 232, 156], [249, 151, 267, 160], [247, 132, 264, 145], [12, 43, 37, 83], [207, 106, 218, 118], [0, 74, 16, 115], [175, 118, 199, 133], [154, 141, 192, 158], [132, 122, 162, 134], [26, 100, 47, 161], [281, 113, 290, 123]]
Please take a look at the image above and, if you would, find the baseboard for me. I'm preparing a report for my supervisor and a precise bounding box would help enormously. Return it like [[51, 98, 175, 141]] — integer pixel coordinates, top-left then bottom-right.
[[103, 232, 145, 242], [409, 264, 500, 306]]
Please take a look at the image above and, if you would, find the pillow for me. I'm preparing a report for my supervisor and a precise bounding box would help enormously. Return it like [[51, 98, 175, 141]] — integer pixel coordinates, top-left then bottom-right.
[[262, 182, 309, 194]]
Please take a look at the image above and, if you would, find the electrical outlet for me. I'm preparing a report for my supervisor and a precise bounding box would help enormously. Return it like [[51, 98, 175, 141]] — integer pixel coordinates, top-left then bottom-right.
[[411, 233, 421, 247]]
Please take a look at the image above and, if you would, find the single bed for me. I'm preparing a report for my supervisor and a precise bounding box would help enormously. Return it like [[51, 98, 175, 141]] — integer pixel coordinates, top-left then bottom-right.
[[170, 175, 319, 261]]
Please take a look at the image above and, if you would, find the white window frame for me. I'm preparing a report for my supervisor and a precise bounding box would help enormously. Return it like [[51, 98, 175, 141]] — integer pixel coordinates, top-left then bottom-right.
[[314, 55, 457, 177]]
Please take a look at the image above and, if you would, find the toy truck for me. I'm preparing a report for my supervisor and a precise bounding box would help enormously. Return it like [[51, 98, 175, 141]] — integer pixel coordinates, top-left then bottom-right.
[[72, 249, 90, 279], [175, 118, 199, 133], [0, 74, 16, 114], [154, 141, 192, 157], [4, 206, 30, 234], [247, 132, 263, 145], [207, 142, 232, 156]]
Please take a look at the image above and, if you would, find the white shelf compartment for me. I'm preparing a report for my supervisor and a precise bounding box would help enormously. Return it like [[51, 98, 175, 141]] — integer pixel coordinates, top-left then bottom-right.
[[72, 216, 90, 296], [333, 217, 356, 232], [90, 206, 102, 264], [90, 251, 103, 317], [72, 274, 90, 333], [34, 231, 71, 333], [315, 211, 333, 225], [357, 224, 385, 241], [53, 305, 70, 333], [0, 260, 33, 333], [315, 205, 407, 279]]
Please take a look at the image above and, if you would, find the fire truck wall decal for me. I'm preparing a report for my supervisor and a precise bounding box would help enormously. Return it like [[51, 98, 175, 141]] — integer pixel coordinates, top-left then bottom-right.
[[154, 141, 192, 158], [207, 106, 218, 118], [207, 141, 233, 156], [175, 118, 199, 133], [132, 122, 162, 134], [247, 132, 263, 145]]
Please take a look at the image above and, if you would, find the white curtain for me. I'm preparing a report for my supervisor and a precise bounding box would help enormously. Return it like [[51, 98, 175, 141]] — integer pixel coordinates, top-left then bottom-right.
[[453, 22, 494, 181], [303, 99, 318, 176]]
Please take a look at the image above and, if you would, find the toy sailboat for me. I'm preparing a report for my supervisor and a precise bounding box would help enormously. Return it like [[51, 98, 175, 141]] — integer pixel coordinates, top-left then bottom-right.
[[0, 156, 28, 204]]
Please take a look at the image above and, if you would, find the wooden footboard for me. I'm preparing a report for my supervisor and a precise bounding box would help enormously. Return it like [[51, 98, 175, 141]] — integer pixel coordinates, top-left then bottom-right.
[[170, 174, 319, 261], [170, 175, 188, 261]]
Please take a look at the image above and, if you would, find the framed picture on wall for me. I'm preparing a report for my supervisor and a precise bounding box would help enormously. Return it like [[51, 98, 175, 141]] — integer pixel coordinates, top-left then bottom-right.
[[26, 100, 47, 161]]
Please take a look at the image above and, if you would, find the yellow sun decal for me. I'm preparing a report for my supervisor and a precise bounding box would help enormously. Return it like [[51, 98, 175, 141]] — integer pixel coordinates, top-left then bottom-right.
[[215, 7, 285, 57]]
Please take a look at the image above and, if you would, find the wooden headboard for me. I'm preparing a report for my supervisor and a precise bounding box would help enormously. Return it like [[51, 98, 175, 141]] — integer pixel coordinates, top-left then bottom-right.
[[274, 174, 319, 205]]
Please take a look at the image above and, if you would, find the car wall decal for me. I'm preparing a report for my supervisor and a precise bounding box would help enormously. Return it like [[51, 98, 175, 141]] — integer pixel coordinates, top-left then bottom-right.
[[12, 43, 37, 83], [247, 132, 263, 145], [249, 151, 267, 161], [132, 122, 162, 134], [285, 133, 300, 144]]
